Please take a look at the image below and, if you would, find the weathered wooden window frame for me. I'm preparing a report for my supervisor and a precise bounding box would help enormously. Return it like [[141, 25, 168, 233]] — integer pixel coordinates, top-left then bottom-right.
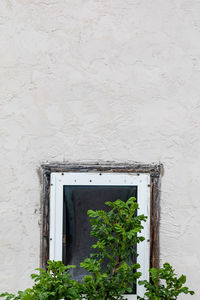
[[40, 162, 162, 274]]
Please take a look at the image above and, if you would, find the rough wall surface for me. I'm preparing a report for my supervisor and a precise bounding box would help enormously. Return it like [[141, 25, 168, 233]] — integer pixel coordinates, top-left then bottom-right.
[[0, 0, 200, 298]]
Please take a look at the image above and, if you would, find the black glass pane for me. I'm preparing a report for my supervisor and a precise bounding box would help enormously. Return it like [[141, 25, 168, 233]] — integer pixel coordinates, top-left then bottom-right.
[[63, 185, 137, 288]]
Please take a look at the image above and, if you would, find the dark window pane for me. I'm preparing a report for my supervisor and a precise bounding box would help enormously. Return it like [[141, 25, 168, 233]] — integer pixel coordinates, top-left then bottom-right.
[[63, 185, 137, 288]]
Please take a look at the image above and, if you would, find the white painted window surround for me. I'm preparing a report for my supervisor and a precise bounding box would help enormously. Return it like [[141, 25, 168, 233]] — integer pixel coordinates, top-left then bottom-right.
[[49, 172, 150, 299]]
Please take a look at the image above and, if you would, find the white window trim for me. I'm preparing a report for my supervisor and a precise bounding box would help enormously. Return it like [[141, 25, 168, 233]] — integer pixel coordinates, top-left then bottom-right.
[[49, 172, 150, 299]]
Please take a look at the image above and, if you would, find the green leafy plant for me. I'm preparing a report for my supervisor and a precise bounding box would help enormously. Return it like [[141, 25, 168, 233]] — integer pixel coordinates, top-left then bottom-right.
[[80, 197, 147, 299], [0, 261, 80, 300], [0, 198, 194, 300], [138, 262, 194, 300]]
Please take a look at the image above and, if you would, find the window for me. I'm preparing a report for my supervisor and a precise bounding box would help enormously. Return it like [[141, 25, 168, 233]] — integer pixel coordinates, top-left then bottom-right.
[[41, 163, 161, 299]]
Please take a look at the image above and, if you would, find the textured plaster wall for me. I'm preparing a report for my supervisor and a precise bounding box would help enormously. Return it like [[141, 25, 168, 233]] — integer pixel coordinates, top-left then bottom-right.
[[0, 0, 200, 298]]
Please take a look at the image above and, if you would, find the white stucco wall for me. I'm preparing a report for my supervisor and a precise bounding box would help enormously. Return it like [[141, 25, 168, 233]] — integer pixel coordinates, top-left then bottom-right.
[[0, 0, 200, 298]]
